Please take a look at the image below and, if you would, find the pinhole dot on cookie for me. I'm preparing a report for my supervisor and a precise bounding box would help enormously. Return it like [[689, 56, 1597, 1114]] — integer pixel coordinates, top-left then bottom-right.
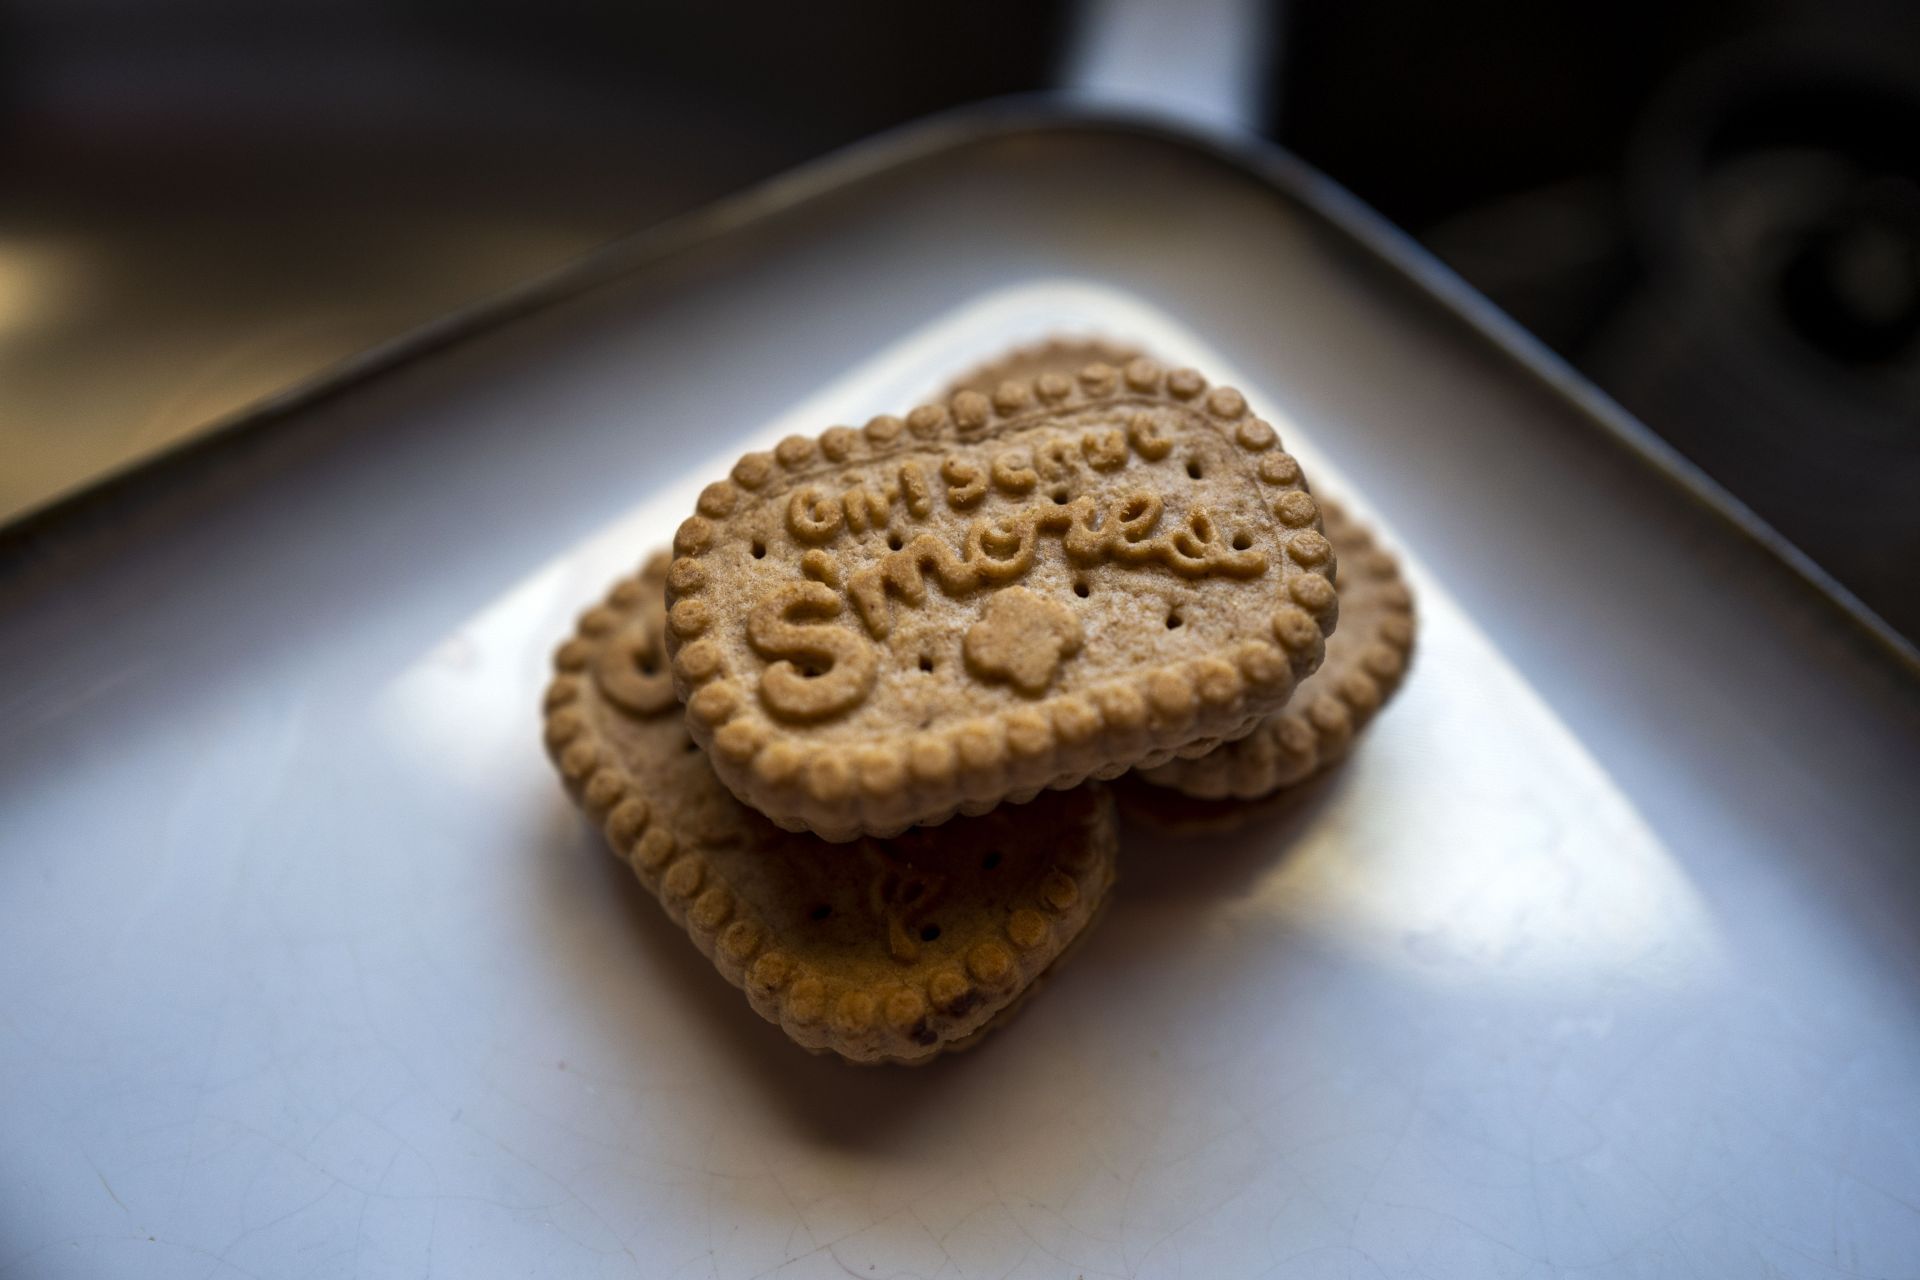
[[750, 540, 766, 559], [549, 551, 1127, 1058], [668, 356, 1336, 842]]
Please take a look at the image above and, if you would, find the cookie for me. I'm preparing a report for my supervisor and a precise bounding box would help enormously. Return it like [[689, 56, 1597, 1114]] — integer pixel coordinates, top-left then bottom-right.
[[1113, 779, 1309, 836], [1131, 498, 1415, 803], [663, 359, 1339, 840], [544, 552, 1119, 1065], [942, 336, 1144, 400]]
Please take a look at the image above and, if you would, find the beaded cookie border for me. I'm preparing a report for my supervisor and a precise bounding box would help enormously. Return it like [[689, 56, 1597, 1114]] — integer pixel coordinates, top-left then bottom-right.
[[661, 358, 1341, 841], [1134, 499, 1416, 802], [543, 553, 1120, 1065], [940, 336, 1144, 400]]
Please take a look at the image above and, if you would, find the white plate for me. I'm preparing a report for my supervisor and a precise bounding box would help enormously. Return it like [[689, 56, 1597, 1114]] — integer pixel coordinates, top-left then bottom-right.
[[5, 121, 1917, 1280]]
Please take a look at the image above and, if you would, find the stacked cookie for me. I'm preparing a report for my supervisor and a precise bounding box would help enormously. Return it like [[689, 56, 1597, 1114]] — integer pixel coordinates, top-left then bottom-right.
[[544, 342, 1416, 1064]]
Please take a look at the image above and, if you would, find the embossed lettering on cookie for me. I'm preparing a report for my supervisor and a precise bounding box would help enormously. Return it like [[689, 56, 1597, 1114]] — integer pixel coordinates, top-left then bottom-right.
[[545, 553, 1119, 1065], [664, 360, 1339, 841]]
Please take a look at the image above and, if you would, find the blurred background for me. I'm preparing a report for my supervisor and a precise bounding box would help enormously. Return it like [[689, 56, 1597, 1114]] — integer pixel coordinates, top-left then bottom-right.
[[2, 0, 1916, 637]]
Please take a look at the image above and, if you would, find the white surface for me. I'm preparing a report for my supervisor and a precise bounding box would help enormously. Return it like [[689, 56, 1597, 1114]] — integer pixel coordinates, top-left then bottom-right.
[[9, 283, 1915, 1279]]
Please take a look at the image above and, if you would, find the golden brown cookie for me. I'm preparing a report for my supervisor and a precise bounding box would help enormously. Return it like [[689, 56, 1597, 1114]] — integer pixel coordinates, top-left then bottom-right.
[[1112, 780, 1307, 836], [663, 359, 1340, 841], [942, 337, 1144, 400], [544, 553, 1119, 1065], [1131, 499, 1415, 804]]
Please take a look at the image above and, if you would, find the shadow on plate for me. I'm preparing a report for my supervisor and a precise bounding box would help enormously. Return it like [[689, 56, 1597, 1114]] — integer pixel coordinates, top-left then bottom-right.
[[529, 769, 1336, 1143], [1113, 770, 1345, 903], [530, 799, 997, 1145]]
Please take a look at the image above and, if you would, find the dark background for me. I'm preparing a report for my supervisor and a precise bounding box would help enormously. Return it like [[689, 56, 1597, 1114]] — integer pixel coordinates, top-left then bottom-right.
[[2, 0, 1915, 636]]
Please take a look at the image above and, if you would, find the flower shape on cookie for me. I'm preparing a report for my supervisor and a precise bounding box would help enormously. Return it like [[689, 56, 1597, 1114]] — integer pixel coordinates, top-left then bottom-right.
[[664, 360, 1340, 840], [545, 553, 1119, 1064], [964, 587, 1083, 694]]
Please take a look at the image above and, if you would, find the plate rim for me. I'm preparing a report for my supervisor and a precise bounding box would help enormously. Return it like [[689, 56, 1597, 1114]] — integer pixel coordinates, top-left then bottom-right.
[[4, 96, 1911, 675]]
